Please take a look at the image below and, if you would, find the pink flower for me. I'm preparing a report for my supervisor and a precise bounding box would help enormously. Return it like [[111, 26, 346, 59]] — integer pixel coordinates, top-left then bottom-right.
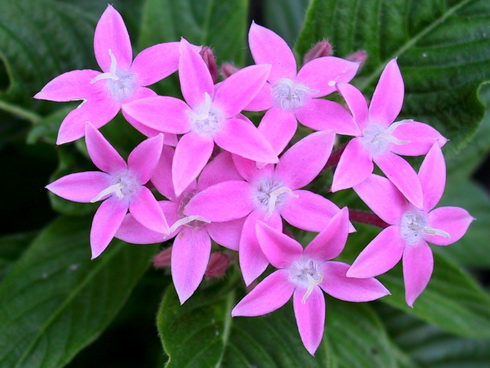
[[116, 151, 245, 303], [123, 38, 278, 196], [34, 5, 180, 144], [184, 131, 346, 285], [232, 209, 389, 355], [46, 123, 167, 258], [331, 59, 447, 208], [347, 143, 474, 306], [246, 22, 360, 154]]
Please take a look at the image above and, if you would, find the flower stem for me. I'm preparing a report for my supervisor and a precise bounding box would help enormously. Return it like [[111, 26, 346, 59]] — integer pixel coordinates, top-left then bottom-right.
[[349, 209, 389, 229], [324, 143, 346, 169]]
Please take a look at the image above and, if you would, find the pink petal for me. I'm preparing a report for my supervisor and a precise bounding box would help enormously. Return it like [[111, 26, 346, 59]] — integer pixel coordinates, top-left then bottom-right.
[[305, 207, 349, 261], [46, 172, 111, 203], [368, 59, 404, 126], [391, 122, 447, 156], [184, 181, 253, 222], [94, 5, 132, 72], [90, 197, 128, 259], [85, 123, 126, 174], [255, 222, 303, 268], [231, 154, 274, 182], [56, 96, 120, 144], [122, 96, 190, 134], [244, 83, 273, 111], [331, 138, 373, 191], [296, 57, 359, 97], [258, 108, 297, 155], [214, 64, 271, 117], [239, 210, 282, 285], [151, 146, 176, 200], [280, 190, 341, 232], [296, 99, 360, 136], [336, 83, 368, 130], [374, 152, 423, 209], [346, 226, 405, 278], [321, 262, 390, 301], [214, 118, 278, 163], [293, 286, 325, 356], [275, 130, 335, 190], [129, 186, 169, 234], [207, 218, 246, 251], [426, 207, 474, 246], [418, 143, 446, 212], [231, 269, 294, 316], [179, 39, 214, 109], [128, 134, 164, 184], [34, 70, 101, 101], [172, 132, 214, 196], [354, 174, 409, 224], [197, 152, 243, 190], [248, 22, 297, 82], [171, 228, 211, 303], [131, 42, 179, 86], [403, 242, 433, 307]]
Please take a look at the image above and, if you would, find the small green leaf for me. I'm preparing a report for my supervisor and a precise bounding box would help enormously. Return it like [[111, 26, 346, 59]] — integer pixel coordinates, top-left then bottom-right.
[[0, 216, 157, 368]]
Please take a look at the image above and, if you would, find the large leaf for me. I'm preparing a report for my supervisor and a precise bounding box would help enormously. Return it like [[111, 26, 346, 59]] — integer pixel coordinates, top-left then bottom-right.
[[0, 216, 157, 368], [157, 280, 396, 368], [296, 0, 490, 156], [0, 232, 35, 281], [263, 0, 311, 46]]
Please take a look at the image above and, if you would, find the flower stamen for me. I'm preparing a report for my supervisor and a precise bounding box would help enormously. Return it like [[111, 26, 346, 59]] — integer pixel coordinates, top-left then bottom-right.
[[169, 215, 210, 233], [302, 272, 324, 303], [90, 183, 124, 203], [266, 186, 298, 218], [91, 49, 120, 83]]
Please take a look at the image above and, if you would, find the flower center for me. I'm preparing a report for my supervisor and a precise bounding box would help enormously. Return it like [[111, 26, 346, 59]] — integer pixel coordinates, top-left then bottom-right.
[[288, 256, 323, 303], [400, 209, 450, 245], [360, 120, 411, 157], [252, 177, 297, 217], [90, 49, 137, 102], [188, 93, 224, 136], [169, 191, 210, 233], [90, 171, 139, 203], [271, 78, 316, 111]]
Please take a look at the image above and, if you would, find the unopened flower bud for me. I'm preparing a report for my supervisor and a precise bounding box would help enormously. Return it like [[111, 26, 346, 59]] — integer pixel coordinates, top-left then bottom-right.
[[220, 62, 239, 79], [303, 40, 333, 64], [200, 47, 218, 83], [153, 247, 172, 268], [205, 252, 231, 278], [346, 50, 367, 71]]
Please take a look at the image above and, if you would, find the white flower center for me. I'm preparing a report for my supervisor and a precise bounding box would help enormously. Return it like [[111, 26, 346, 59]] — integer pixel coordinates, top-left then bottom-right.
[[360, 120, 411, 157], [271, 78, 316, 111], [188, 93, 224, 136], [400, 209, 450, 245], [90, 171, 139, 203], [90, 49, 137, 102], [252, 177, 297, 217], [169, 191, 210, 233], [288, 256, 323, 303]]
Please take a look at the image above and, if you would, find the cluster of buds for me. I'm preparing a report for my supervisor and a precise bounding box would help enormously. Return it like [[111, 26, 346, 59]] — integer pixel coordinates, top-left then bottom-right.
[[38, 6, 473, 355]]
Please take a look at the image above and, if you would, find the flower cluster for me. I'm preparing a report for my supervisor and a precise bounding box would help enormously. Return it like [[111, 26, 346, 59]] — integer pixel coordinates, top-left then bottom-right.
[[38, 5, 473, 355]]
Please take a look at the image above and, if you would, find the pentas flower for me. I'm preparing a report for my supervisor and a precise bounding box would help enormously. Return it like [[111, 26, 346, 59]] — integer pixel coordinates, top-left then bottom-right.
[[184, 131, 346, 285], [123, 38, 277, 196], [246, 22, 360, 154], [35, 5, 180, 144], [347, 143, 473, 306], [232, 209, 389, 355], [46, 123, 167, 259], [116, 151, 245, 303], [331, 59, 447, 208]]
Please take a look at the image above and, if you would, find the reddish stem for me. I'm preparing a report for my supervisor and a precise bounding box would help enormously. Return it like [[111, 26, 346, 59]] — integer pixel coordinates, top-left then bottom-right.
[[349, 209, 389, 229], [325, 144, 346, 169]]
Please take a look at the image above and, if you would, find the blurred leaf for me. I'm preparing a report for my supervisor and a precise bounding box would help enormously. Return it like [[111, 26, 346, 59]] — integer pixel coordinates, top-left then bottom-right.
[[27, 106, 75, 145], [0, 216, 157, 368], [296, 0, 490, 156], [379, 251, 490, 338], [0, 232, 36, 281], [263, 0, 311, 46]]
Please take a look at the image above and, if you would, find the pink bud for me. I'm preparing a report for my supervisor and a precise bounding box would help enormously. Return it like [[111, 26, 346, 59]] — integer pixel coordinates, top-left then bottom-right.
[[346, 50, 368, 70], [153, 247, 172, 268], [220, 62, 239, 79], [204, 252, 231, 278], [200, 47, 218, 83], [303, 40, 333, 64]]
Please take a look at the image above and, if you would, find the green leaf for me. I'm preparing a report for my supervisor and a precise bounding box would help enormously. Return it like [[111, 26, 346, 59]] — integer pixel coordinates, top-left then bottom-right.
[[157, 280, 397, 367], [379, 251, 490, 338], [296, 0, 490, 156], [0, 216, 157, 368], [0, 232, 36, 281], [263, 0, 311, 46]]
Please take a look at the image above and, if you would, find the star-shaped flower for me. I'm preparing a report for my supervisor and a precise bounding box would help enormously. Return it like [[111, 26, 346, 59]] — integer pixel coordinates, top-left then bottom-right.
[[347, 143, 473, 306], [35, 5, 180, 144], [232, 209, 389, 355]]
